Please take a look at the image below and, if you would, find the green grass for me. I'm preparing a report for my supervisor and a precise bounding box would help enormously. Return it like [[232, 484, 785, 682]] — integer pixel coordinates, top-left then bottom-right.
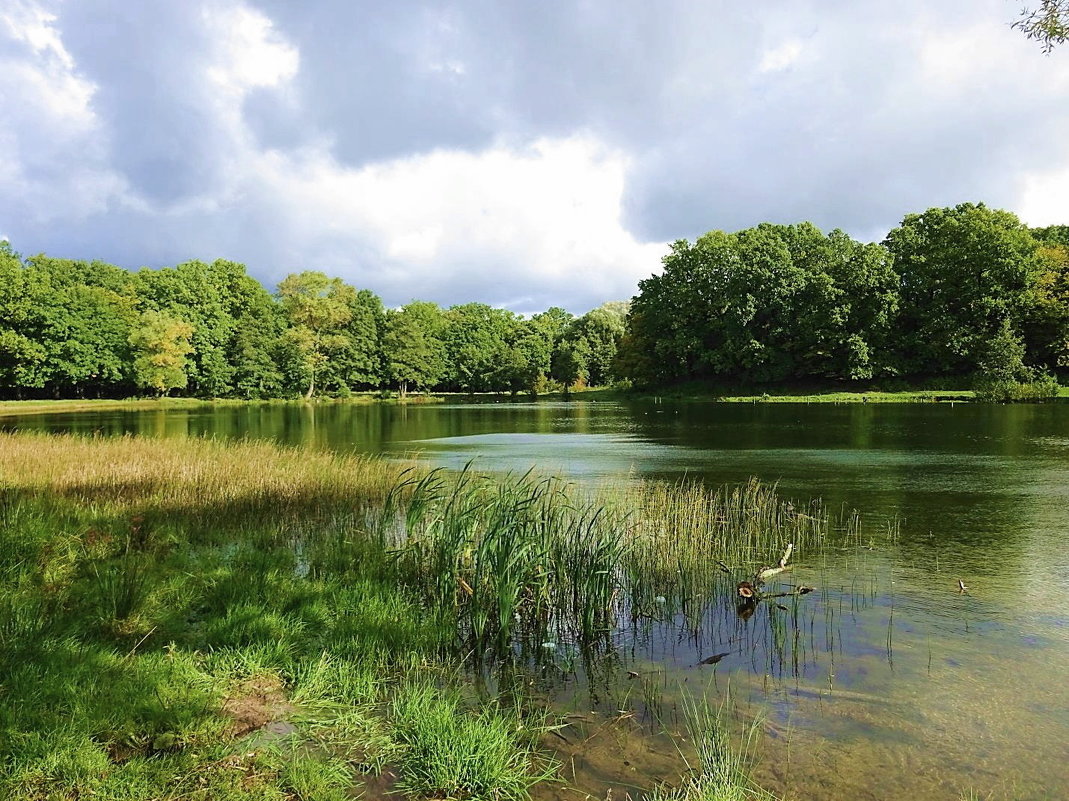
[[391, 682, 556, 800], [650, 692, 780, 801], [0, 431, 843, 800], [0, 393, 447, 417]]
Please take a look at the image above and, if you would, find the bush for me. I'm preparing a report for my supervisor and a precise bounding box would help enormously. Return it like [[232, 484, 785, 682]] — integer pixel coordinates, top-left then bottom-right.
[[973, 373, 1060, 402]]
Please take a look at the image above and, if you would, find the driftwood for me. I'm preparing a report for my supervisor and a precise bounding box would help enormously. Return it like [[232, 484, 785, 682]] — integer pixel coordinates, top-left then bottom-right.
[[755, 542, 794, 582], [732, 543, 815, 619]]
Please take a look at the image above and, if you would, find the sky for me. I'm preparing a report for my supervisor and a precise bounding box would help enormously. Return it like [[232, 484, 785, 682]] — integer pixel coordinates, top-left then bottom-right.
[[2, 0, 1068, 315]]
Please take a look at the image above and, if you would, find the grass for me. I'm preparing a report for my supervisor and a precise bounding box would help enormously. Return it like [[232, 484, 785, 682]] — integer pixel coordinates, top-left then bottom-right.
[[650, 692, 780, 801], [0, 430, 851, 800], [0, 393, 446, 418], [391, 682, 557, 799], [0, 433, 542, 800]]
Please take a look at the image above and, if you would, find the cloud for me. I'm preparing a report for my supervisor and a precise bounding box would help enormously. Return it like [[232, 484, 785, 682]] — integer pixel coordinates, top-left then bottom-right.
[[759, 40, 804, 73], [1, 0, 1067, 315], [246, 135, 667, 312]]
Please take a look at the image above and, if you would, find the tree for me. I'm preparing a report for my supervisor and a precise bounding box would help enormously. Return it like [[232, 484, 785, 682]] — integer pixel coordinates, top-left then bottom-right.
[[441, 304, 519, 393], [619, 223, 899, 386], [1021, 237, 1069, 370], [129, 311, 195, 395], [328, 289, 385, 390], [502, 319, 554, 395], [277, 271, 354, 398], [884, 203, 1041, 377], [217, 269, 287, 399], [24, 256, 139, 396], [560, 304, 627, 387], [1013, 1, 1069, 52], [383, 304, 446, 395], [0, 242, 48, 396]]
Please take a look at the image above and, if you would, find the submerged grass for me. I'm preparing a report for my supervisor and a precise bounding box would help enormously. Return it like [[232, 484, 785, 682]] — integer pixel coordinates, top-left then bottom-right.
[[0, 431, 852, 800]]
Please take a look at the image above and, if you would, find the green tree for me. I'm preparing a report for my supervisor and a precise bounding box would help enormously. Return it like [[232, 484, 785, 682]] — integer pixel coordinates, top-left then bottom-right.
[[560, 303, 627, 387], [129, 311, 195, 395], [0, 242, 48, 396], [383, 303, 447, 395], [1021, 238, 1069, 370], [325, 289, 385, 391], [884, 203, 1041, 377], [25, 256, 138, 396], [620, 223, 899, 386], [502, 319, 554, 395], [277, 271, 355, 398], [230, 284, 286, 399], [442, 304, 519, 392]]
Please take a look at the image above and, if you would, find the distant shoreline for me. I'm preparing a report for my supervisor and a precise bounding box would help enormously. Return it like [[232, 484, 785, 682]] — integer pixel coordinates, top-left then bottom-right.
[[4, 385, 1068, 418]]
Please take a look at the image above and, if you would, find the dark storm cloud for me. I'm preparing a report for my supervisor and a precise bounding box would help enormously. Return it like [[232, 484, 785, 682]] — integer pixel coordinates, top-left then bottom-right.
[[53, 1, 229, 205]]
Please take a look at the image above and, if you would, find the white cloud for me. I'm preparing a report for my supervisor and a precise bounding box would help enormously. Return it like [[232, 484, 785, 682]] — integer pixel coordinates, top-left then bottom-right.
[[1018, 164, 1069, 227], [3, 0, 1068, 311], [0, 2, 95, 129], [0, 0, 130, 223], [202, 2, 299, 95], [758, 39, 803, 73], [246, 135, 666, 308]]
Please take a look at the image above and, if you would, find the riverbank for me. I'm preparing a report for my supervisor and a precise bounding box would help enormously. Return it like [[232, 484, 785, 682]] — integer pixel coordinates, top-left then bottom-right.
[[0, 431, 805, 801], [0, 394, 445, 418], [620, 380, 1069, 403], [4, 382, 1067, 418]]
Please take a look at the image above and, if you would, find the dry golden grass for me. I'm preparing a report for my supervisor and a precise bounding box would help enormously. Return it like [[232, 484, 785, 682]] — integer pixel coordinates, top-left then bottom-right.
[[0, 431, 409, 517]]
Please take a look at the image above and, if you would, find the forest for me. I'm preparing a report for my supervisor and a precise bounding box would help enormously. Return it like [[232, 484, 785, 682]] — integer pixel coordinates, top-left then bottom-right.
[[1, 202, 1067, 400]]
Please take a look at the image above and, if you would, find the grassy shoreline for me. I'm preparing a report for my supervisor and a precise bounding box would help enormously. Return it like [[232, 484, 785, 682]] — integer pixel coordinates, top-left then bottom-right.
[[0, 394, 449, 418], [8, 384, 1068, 419], [0, 431, 822, 800]]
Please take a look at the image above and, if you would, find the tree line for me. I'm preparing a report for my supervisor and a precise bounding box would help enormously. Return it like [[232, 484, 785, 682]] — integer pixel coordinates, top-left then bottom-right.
[[619, 203, 1069, 394], [2, 202, 1066, 400], [0, 244, 626, 399]]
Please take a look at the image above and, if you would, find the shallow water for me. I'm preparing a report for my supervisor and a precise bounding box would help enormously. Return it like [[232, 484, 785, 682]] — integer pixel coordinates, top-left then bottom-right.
[[6, 399, 1069, 800]]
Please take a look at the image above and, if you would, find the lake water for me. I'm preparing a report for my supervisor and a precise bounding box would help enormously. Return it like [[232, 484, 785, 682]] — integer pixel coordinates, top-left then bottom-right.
[[5, 399, 1069, 800]]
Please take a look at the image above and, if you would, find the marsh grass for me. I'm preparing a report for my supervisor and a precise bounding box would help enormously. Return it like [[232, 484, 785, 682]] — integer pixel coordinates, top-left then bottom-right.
[[651, 691, 780, 801], [390, 682, 558, 800], [0, 431, 857, 800]]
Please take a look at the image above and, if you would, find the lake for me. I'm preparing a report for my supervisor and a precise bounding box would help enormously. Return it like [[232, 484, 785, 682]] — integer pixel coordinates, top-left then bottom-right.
[[5, 399, 1069, 800]]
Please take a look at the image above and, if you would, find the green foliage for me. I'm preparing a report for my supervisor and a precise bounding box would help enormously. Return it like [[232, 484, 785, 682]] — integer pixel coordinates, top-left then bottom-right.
[[129, 311, 195, 395], [622, 223, 898, 386], [558, 303, 627, 387], [1013, 1, 1069, 51], [620, 205, 1067, 394], [973, 319, 1060, 401], [885, 203, 1041, 376], [442, 303, 519, 393], [5, 201, 1067, 401], [649, 694, 779, 801]]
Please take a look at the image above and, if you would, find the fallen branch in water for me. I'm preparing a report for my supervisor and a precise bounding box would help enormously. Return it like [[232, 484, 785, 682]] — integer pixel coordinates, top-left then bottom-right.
[[731, 543, 815, 618], [755, 542, 794, 582]]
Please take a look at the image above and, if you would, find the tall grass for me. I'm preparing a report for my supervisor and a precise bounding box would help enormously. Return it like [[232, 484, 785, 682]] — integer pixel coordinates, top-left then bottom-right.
[[378, 467, 838, 661]]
